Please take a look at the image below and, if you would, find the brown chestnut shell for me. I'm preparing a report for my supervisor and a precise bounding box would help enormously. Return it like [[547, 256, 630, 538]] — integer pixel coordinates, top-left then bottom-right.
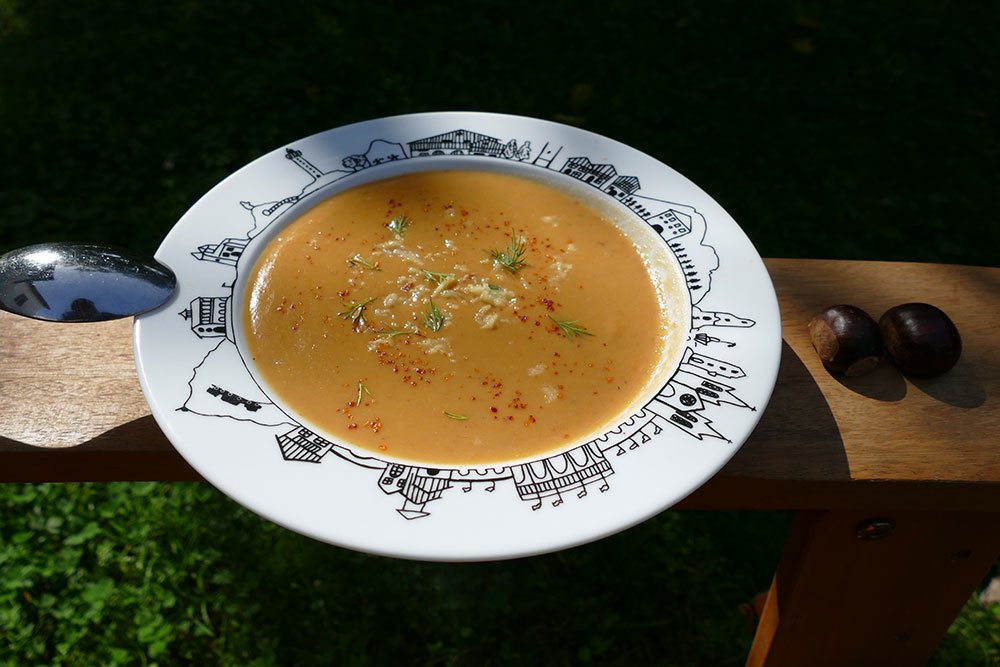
[[879, 303, 961, 377], [808, 304, 883, 376]]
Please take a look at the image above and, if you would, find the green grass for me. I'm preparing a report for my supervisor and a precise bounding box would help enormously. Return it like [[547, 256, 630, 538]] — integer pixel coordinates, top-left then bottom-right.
[[933, 596, 1000, 666], [1, 1, 998, 664], [1, 483, 792, 666], [3, 484, 992, 665]]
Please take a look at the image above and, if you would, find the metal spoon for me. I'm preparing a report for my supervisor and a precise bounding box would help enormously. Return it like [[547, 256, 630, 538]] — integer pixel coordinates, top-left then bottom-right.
[[0, 243, 176, 322]]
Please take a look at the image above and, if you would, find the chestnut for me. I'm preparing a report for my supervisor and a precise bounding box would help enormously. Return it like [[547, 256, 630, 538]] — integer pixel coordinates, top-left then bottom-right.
[[879, 303, 961, 377], [808, 305, 882, 376]]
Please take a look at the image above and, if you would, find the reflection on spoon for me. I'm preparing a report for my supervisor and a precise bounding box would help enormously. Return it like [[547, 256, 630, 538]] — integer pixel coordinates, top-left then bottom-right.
[[0, 243, 176, 322]]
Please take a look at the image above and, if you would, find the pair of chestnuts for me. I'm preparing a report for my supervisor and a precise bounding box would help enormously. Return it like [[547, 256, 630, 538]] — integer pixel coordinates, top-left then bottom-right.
[[808, 303, 961, 378]]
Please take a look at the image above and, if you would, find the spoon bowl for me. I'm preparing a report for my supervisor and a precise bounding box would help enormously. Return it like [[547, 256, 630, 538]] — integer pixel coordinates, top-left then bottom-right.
[[0, 243, 176, 322]]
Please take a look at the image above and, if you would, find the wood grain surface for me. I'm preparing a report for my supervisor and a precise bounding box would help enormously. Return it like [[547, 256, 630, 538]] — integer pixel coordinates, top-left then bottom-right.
[[3, 258, 999, 510], [746, 509, 1000, 666]]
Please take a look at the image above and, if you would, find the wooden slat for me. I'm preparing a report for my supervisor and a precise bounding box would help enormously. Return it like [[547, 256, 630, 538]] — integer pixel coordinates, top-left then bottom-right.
[[746, 509, 1000, 666], [2, 258, 999, 511], [697, 258, 1000, 511]]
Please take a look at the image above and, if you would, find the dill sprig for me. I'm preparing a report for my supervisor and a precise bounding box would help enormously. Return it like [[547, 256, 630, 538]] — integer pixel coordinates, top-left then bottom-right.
[[378, 326, 422, 340], [444, 411, 469, 420], [387, 214, 412, 235], [421, 297, 445, 332], [421, 269, 456, 284], [356, 380, 373, 406], [548, 314, 594, 339], [347, 254, 381, 271], [338, 296, 377, 329], [488, 234, 528, 272]]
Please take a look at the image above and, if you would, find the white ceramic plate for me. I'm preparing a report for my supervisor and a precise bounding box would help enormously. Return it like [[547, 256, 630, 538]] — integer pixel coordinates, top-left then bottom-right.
[[134, 112, 780, 561]]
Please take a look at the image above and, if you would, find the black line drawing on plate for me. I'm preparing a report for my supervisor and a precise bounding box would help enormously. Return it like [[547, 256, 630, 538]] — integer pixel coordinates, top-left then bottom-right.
[[206, 384, 262, 412], [693, 332, 737, 348], [178, 126, 761, 519], [191, 238, 246, 266], [179, 339, 293, 427], [179, 296, 229, 339]]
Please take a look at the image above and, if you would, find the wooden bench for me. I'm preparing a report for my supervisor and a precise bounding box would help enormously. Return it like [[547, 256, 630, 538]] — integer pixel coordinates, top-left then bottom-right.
[[3, 258, 998, 666]]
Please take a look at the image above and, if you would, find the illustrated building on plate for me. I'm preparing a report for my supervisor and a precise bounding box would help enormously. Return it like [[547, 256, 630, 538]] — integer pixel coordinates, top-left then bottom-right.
[[557, 157, 693, 238], [512, 441, 613, 509], [409, 129, 505, 157], [180, 296, 228, 338], [276, 426, 336, 463], [191, 238, 247, 267]]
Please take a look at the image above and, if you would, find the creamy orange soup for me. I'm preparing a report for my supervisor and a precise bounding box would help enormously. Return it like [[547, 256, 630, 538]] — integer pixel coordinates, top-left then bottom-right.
[[243, 170, 683, 466]]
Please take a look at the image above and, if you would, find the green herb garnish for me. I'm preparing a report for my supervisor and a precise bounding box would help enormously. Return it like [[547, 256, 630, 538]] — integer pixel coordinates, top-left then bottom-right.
[[421, 298, 445, 332], [356, 380, 373, 406], [347, 255, 381, 271], [338, 296, 377, 329], [387, 214, 412, 235], [548, 314, 594, 339], [421, 269, 456, 284], [488, 234, 528, 272], [378, 326, 422, 340], [444, 411, 469, 421]]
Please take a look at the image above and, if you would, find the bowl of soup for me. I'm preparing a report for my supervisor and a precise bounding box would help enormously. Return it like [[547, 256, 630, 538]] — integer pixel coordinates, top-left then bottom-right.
[[135, 112, 780, 560], [238, 165, 689, 468]]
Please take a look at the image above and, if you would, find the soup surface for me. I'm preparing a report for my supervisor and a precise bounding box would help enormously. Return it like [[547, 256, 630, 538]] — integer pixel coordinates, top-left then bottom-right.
[[243, 170, 684, 466]]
